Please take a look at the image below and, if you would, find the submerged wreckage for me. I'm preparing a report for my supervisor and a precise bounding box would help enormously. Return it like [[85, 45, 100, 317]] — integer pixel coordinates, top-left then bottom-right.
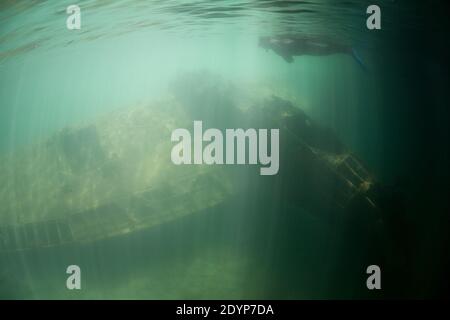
[[0, 73, 384, 253]]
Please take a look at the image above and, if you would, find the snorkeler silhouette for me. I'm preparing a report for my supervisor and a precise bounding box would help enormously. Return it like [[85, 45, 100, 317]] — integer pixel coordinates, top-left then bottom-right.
[[259, 35, 366, 70]]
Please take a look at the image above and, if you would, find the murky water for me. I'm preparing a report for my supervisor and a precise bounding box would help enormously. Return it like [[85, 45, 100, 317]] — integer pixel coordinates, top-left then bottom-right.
[[0, 0, 449, 299]]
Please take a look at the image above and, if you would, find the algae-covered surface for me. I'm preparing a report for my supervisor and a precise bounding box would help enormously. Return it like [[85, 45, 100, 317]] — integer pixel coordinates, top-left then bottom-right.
[[0, 96, 234, 249]]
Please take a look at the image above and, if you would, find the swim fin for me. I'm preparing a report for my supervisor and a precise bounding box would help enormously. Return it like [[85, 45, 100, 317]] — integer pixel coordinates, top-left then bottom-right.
[[351, 48, 367, 71]]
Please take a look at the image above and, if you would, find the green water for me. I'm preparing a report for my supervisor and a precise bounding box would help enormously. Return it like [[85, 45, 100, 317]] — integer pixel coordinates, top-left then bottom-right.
[[1, 0, 449, 299]]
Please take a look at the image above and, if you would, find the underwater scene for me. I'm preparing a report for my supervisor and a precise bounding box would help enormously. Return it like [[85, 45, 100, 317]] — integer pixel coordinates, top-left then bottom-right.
[[0, 0, 449, 299]]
